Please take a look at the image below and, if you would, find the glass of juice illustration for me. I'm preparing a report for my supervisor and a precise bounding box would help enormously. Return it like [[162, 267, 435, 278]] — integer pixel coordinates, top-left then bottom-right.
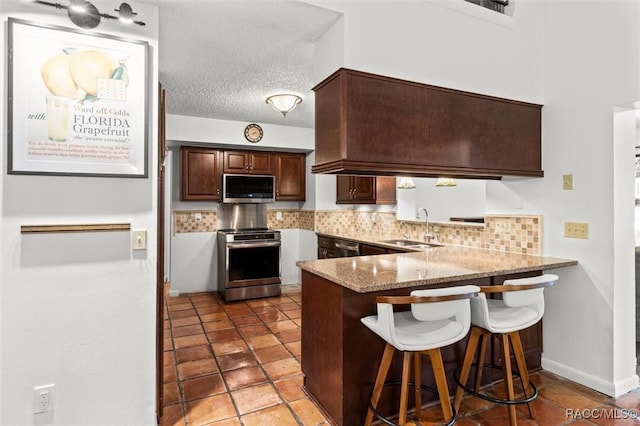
[[45, 96, 73, 142]]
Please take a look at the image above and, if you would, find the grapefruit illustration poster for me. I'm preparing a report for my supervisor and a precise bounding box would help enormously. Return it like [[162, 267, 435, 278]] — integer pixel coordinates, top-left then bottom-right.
[[8, 19, 148, 177]]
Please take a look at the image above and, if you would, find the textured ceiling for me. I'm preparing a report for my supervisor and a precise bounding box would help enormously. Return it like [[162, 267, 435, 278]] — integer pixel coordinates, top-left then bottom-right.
[[143, 0, 342, 128]]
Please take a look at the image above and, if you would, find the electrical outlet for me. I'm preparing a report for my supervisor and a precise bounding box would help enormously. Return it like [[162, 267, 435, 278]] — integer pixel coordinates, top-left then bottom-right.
[[276, 211, 283, 221], [563, 174, 574, 190], [132, 229, 147, 250], [33, 384, 54, 414], [564, 222, 588, 239], [193, 212, 202, 223], [495, 219, 511, 233]]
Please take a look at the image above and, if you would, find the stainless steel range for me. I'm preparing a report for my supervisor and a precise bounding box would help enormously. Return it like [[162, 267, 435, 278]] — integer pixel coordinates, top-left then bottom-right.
[[217, 204, 281, 302]]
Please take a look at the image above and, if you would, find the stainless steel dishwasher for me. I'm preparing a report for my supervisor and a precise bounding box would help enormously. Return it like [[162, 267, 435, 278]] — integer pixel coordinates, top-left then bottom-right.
[[334, 239, 360, 257]]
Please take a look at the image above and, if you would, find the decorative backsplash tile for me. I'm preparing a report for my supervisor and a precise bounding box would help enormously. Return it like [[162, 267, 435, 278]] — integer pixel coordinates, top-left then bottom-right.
[[267, 210, 299, 229], [312, 211, 542, 255], [298, 210, 315, 231], [173, 207, 541, 254], [267, 210, 316, 231], [174, 210, 217, 234]]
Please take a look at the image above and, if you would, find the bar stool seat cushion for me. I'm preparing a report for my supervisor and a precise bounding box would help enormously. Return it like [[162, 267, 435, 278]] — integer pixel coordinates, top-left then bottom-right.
[[362, 312, 464, 351], [483, 300, 539, 331], [361, 285, 480, 352]]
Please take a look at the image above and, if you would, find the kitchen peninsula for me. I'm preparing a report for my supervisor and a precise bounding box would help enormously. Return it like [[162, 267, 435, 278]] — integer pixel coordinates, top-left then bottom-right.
[[296, 243, 577, 426]]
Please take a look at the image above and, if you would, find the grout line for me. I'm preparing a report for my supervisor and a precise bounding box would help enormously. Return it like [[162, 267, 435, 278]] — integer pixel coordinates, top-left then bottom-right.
[[169, 292, 310, 425], [164, 289, 635, 426]]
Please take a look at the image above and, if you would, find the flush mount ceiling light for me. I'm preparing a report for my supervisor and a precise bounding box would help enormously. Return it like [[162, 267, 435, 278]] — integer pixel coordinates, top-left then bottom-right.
[[397, 177, 416, 189], [22, 0, 145, 29], [436, 177, 457, 187], [265, 94, 302, 118]]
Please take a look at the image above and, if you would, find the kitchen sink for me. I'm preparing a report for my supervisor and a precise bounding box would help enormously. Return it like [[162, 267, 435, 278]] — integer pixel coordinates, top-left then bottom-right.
[[379, 239, 443, 249]]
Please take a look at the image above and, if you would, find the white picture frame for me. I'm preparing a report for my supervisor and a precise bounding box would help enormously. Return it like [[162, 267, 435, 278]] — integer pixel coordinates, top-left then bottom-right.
[[8, 18, 149, 177]]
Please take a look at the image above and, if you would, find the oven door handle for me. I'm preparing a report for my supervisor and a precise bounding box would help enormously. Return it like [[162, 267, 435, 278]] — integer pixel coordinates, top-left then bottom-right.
[[226, 241, 282, 249]]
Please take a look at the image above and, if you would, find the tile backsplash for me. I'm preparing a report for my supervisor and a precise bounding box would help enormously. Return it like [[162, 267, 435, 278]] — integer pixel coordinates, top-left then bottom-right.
[[174, 210, 217, 234], [304, 210, 539, 255], [174, 208, 541, 255]]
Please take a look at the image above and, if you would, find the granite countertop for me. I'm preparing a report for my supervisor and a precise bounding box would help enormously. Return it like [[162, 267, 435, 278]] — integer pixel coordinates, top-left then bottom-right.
[[297, 233, 577, 293]]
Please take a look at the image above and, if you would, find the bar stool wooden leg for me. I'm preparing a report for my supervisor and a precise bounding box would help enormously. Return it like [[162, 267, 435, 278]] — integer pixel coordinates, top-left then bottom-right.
[[414, 352, 422, 421], [510, 331, 536, 419], [454, 326, 482, 411], [399, 351, 413, 425], [426, 348, 454, 421], [500, 334, 517, 426], [474, 332, 489, 393], [365, 343, 395, 426]]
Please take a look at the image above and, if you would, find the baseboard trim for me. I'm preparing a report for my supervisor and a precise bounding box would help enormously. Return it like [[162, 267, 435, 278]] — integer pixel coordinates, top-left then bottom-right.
[[542, 356, 639, 397]]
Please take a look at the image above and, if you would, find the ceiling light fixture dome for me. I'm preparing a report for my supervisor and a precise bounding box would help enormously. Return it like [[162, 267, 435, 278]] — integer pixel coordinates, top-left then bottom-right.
[[266, 94, 302, 118]]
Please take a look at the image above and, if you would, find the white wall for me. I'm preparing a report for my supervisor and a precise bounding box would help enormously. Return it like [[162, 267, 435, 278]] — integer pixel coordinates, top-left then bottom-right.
[[1, 1, 159, 424], [310, 0, 544, 103], [537, 1, 640, 396], [280, 229, 300, 284], [309, 0, 639, 397], [167, 114, 314, 150], [396, 178, 487, 222]]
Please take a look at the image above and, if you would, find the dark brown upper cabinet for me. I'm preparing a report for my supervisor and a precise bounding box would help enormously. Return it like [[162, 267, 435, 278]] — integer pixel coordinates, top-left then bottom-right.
[[223, 150, 274, 175], [180, 146, 222, 201], [312, 68, 543, 179], [336, 175, 396, 205], [275, 152, 306, 201]]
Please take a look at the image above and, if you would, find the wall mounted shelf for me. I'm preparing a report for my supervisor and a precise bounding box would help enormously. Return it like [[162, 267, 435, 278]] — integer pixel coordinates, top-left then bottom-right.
[[21, 223, 131, 234]]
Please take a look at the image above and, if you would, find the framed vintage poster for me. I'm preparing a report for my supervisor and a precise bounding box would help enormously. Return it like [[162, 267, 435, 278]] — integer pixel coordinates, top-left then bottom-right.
[[8, 18, 149, 177]]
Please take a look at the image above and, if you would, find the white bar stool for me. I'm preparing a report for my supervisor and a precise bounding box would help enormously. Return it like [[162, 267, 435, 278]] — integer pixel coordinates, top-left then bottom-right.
[[453, 274, 559, 426], [361, 285, 480, 426]]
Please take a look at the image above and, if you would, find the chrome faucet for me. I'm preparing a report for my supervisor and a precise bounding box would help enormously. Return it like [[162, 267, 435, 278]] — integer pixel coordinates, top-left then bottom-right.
[[417, 208, 434, 242]]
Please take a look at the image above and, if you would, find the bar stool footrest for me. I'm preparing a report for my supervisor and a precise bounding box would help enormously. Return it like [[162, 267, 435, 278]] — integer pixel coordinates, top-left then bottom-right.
[[453, 363, 538, 406], [369, 381, 456, 426]]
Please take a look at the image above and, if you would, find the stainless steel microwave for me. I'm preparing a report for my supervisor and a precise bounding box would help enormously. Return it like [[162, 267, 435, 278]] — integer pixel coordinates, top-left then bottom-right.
[[222, 174, 275, 203]]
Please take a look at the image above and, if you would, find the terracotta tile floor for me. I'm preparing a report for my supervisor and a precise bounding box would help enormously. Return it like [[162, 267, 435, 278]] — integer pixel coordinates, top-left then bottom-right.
[[161, 285, 640, 425]]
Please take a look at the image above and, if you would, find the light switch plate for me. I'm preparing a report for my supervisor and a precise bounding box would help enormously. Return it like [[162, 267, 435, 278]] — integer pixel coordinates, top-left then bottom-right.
[[132, 229, 147, 250], [564, 222, 588, 239], [563, 174, 573, 190]]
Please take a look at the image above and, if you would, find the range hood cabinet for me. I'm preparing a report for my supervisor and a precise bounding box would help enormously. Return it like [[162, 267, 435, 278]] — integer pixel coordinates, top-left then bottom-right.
[[311, 68, 543, 179]]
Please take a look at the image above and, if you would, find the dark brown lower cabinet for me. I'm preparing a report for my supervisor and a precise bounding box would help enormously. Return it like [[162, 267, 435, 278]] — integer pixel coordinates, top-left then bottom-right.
[[300, 268, 543, 426], [360, 243, 403, 255], [359, 244, 387, 256], [317, 235, 337, 259]]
